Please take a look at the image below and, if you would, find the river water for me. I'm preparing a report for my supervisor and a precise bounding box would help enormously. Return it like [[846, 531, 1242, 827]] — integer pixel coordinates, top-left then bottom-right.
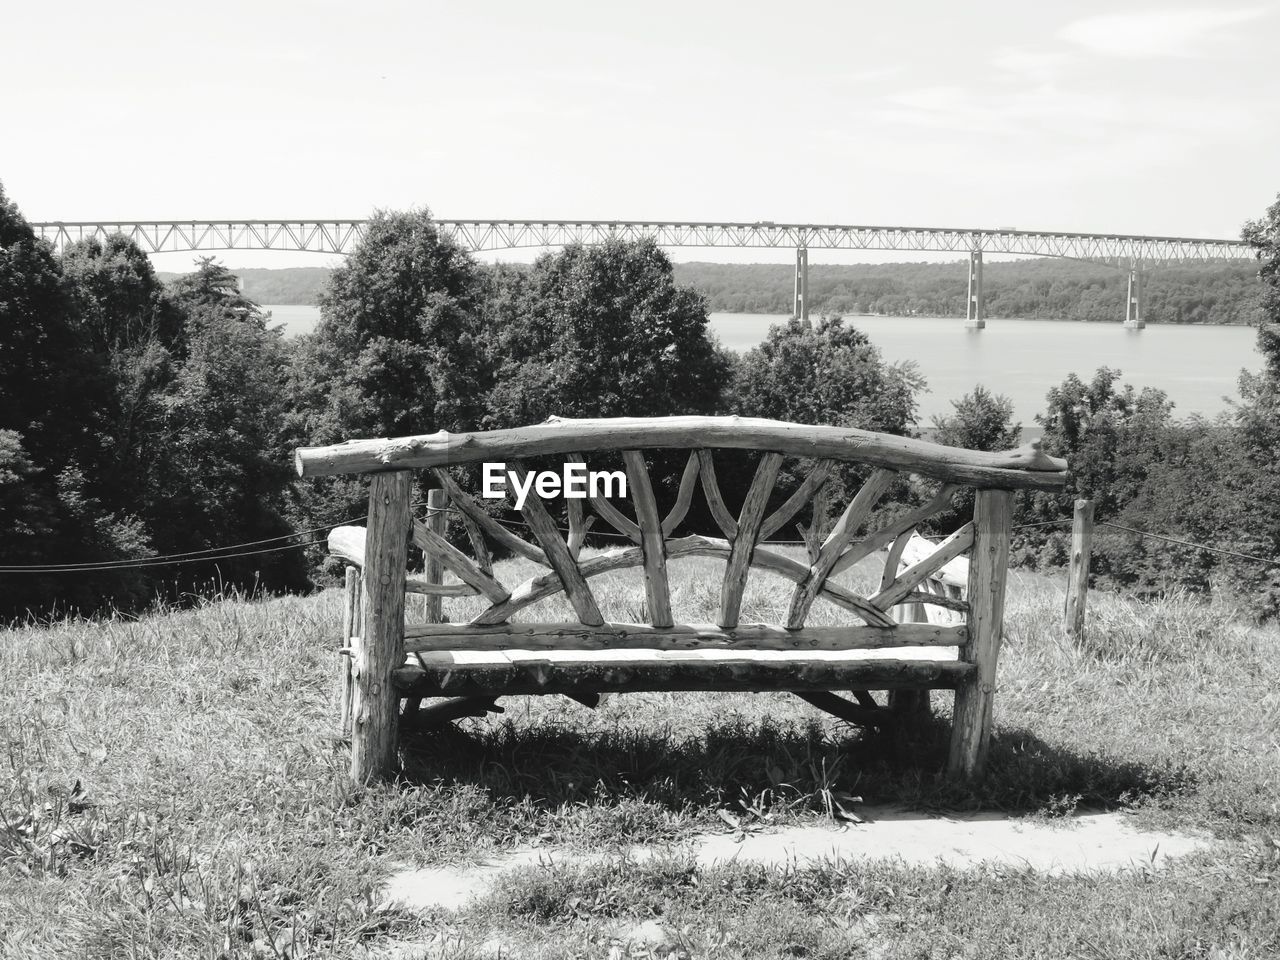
[[263, 305, 1262, 424]]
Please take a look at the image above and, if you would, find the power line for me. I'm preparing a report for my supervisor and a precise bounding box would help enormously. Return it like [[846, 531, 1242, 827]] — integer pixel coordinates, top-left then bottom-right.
[[0, 538, 331, 575], [1098, 521, 1280, 567]]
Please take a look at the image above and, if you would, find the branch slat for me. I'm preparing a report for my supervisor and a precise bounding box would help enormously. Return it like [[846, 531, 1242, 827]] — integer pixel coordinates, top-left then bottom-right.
[[567, 495, 589, 560], [787, 468, 896, 629], [460, 511, 493, 576], [623, 450, 673, 627], [403, 620, 964, 652], [432, 469, 548, 566], [470, 534, 896, 627], [566, 454, 641, 543], [661, 451, 701, 536], [506, 462, 604, 626], [832, 484, 961, 575], [901, 589, 969, 613], [871, 523, 975, 611], [411, 520, 510, 604], [881, 530, 913, 593], [720, 452, 784, 628], [297, 416, 1068, 490], [328, 526, 477, 596], [696, 449, 739, 538], [758, 459, 834, 541]]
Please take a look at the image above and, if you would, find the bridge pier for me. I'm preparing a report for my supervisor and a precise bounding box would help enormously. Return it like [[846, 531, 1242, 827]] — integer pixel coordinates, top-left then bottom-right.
[[793, 246, 809, 321], [1123, 261, 1145, 329], [965, 250, 984, 329]]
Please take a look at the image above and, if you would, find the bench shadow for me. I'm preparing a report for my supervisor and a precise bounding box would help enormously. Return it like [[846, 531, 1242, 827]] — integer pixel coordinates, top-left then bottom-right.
[[396, 705, 1197, 817]]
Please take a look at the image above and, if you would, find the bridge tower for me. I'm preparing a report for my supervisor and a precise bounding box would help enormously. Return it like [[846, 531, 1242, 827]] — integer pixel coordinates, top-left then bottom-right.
[[793, 246, 809, 321], [1124, 260, 1145, 329], [965, 249, 985, 329]]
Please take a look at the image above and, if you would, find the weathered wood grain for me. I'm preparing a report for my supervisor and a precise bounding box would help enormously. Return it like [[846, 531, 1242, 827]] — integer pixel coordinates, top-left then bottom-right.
[[422, 488, 448, 623], [431, 469, 549, 566], [296, 415, 1068, 489], [411, 520, 510, 605], [350, 470, 411, 784], [896, 528, 970, 588], [900, 589, 969, 613], [459, 510, 494, 576], [566, 454, 642, 543], [396, 655, 976, 698], [881, 529, 913, 593], [329, 525, 475, 595], [338, 566, 360, 738], [403, 620, 965, 652], [566, 495, 589, 560], [831, 484, 961, 575], [623, 450, 672, 627], [758, 459, 834, 541], [787, 468, 896, 629], [870, 523, 975, 611], [696, 449, 739, 538], [508, 462, 604, 626], [720, 452, 784, 628], [402, 487, 449, 726], [661, 451, 701, 536], [947, 490, 1013, 781], [1065, 498, 1094, 641], [470, 534, 895, 627]]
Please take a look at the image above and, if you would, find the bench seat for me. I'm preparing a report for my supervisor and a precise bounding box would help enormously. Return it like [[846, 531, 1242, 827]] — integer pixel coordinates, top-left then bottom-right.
[[396, 646, 972, 699]]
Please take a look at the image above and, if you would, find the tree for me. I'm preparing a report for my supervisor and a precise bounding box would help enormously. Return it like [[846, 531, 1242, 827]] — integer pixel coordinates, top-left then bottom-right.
[[283, 209, 493, 562], [1015, 367, 1174, 573], [928, 386, 1021, 532], [730, 315, 922, 434], [729, 314, 924, 529], [0, 186, 149, 619], [931, 386, 1021, 453], [483, 238, 731, 426], [0, 183, 99, 469], [61, 235, 182, 509], [157, 259, 307, 594], [301, 209, 490, 444]]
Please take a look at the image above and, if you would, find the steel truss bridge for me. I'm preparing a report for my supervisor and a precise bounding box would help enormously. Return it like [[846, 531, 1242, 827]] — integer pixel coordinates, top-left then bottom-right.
[[30, 218, 1256, 329]]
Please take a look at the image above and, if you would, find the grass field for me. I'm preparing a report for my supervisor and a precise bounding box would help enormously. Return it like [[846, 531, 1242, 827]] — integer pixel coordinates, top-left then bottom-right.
[[1, 550, 1277, 958]]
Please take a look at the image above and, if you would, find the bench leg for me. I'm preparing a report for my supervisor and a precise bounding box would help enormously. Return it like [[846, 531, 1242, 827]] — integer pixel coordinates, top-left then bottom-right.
[[888, 689, 931, 722], [946, 490, 1012, 781]]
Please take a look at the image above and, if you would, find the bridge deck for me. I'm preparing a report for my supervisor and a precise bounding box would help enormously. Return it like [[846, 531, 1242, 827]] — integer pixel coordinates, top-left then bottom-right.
[[29, 218, 1254, 263]]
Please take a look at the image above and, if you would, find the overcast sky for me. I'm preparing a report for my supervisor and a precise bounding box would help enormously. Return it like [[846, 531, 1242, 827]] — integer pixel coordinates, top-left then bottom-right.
[[3, 1, 1276, 269]]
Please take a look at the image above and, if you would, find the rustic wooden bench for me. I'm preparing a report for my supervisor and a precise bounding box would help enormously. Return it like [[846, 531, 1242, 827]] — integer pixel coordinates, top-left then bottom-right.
[[294, 415, 1067, 784]]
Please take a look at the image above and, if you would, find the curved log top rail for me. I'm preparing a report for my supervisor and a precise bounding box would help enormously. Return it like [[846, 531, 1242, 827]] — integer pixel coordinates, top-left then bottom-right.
[[296, 415, 1068, 490], [321, 433, 1030, 633]]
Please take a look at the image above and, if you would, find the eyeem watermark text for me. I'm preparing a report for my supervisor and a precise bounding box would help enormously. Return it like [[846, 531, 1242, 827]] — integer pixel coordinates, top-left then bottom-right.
[[482, 462, 627, 509]]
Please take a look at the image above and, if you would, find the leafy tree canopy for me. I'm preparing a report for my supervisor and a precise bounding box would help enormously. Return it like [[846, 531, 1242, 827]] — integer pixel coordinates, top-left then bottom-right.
[[484, 238, 731, 426], [731, 315, 922, 435]]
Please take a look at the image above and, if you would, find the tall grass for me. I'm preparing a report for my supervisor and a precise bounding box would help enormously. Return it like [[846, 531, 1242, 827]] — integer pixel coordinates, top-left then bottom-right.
[[0, 554, 1276, 956]]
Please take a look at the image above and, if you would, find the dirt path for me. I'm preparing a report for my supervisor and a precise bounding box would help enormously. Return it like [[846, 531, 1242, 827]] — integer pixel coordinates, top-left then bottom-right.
[[382, 805, 1212, 913]]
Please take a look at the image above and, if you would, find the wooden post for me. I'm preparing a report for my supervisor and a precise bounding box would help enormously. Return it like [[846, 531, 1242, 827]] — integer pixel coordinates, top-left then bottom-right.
[[401, 487, 448, 725], [424, 487, 448, 624], [1064, 499, 1093, 641], [351, 470, 412, 784], [338, 566, 361, 738], [947, 489, 1013, 781]]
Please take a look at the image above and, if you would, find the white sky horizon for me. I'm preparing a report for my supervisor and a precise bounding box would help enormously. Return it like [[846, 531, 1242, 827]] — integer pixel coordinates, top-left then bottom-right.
[[3, 1, 1277, 271]]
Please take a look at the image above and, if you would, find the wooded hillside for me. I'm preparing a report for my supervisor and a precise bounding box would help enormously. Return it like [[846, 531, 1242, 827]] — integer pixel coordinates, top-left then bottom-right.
[[183, 259, 1264, 325]]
